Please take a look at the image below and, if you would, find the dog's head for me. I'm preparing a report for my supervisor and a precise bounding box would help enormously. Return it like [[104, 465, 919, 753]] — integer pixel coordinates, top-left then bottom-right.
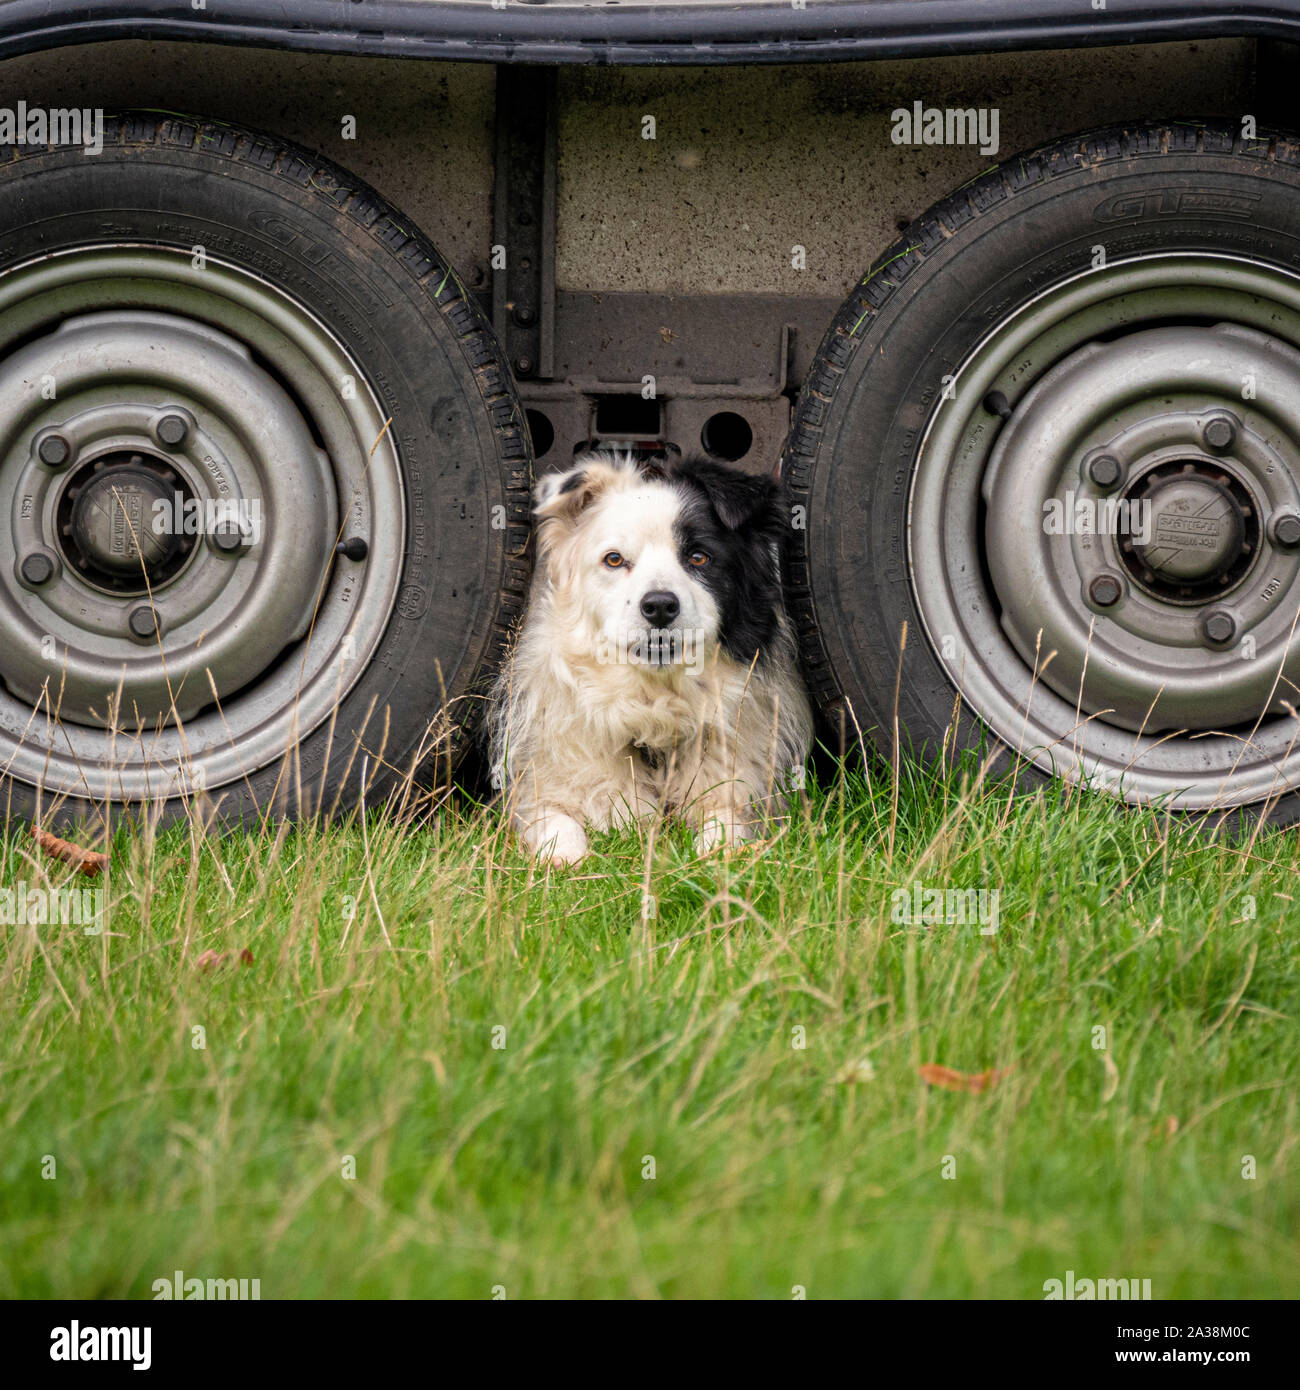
[[533, 451, 787, 671]]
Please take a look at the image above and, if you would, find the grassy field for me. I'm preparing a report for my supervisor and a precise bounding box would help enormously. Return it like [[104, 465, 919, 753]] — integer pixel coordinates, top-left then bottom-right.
[[1, 754, 1297, 1300]]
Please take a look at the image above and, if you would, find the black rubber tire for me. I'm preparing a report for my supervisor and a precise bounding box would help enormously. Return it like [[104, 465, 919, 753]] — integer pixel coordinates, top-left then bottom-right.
[[784, 119, 1300, 825], [0, 112, 530, 824]]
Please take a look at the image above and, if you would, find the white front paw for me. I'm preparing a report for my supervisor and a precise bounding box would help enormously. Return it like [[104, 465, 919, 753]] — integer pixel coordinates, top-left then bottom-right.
[[694, 814, 748, 857], [521, 811, 590, 866]]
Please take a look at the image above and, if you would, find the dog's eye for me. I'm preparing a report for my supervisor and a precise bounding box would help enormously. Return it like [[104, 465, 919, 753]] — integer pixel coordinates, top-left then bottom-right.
[[602, 551, 625, 569], [687, 550, 711, 567]]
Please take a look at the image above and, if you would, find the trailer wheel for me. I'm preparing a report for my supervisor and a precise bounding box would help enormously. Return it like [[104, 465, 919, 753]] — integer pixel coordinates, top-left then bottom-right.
[[0, 114, 529, 823], [786, 120, 1300, 824]]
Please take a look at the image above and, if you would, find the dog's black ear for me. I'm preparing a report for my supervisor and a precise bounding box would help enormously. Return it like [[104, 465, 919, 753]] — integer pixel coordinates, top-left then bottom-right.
[[674, 457, 779, 530]]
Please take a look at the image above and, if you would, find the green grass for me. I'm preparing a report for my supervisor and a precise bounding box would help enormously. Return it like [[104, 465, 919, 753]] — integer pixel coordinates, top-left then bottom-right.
[[1, 756, 1297, 1299]]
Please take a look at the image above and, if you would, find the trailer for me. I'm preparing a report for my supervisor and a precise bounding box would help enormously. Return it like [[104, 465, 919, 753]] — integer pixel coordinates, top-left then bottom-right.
[[2, 1, 1300, 823]]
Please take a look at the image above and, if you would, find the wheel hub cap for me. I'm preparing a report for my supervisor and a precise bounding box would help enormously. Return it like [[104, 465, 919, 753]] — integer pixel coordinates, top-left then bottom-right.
[[1120, 461, 1256, 602], [61, 452, 194, 591]]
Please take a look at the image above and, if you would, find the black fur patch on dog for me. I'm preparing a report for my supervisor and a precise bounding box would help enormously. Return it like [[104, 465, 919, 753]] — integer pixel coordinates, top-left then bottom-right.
[[662, 455, 787, 667]]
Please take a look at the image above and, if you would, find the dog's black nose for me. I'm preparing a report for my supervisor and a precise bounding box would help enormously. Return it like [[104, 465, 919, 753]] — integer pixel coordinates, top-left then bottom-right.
[[640, 590, 680, 628]]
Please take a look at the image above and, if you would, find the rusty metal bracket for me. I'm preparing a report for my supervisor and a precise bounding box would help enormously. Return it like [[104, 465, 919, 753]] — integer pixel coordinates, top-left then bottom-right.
[[492, 65, 557, 382]]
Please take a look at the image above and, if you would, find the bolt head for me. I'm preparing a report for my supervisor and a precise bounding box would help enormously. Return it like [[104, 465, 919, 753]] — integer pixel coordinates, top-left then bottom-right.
[[37, 433, 71, 467], [155, 413, 190, 448], [1087, 453, 1122, 490], [20, 552, 55, 586], [1089, 573, 1123, 607], [514, 357, 534, 377], [1202, 414, 1237, 452], [210, 523, 245, 554], [1202, 610, 1236, 645], [128, 605, 160, 641], [1273, 513, 1300, 548]]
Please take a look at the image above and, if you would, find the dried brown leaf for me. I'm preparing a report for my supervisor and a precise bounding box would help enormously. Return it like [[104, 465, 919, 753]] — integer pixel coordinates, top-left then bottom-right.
[[918, 1063, 1009, 1094], [31, 826, 108, 878]]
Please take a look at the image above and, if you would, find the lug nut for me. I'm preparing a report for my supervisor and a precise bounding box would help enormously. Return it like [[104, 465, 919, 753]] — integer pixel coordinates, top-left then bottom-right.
[[128, 605, 161, 641], [37, 432, 72, 467], [1272, 512, 1300, 548], [19, 552, 55, 586], [1202, 413, 1238, 452], [1089, 573, 1124, 608], [1087, 453, 1122, 490], [210, 523, 246, 555], [155, 412, 190, 448], [1201, 609, 1236, 645]]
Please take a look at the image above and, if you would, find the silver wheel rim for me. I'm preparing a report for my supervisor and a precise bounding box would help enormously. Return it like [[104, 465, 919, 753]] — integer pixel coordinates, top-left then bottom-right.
[[0, 246, 404, 803], [909, 252, 1300, 811]]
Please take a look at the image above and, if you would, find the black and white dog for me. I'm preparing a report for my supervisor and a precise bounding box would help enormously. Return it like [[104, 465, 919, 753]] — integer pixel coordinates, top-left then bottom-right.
[[490, 451, 813, 864]]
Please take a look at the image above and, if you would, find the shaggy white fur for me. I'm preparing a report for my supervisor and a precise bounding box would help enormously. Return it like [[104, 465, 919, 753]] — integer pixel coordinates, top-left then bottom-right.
[[489, 453, 813, 864]]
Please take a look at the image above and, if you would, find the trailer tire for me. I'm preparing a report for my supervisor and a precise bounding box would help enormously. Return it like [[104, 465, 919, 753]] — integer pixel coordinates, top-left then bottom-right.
[[786, 120, 1300, 825], [0, 113, 529, 825]]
